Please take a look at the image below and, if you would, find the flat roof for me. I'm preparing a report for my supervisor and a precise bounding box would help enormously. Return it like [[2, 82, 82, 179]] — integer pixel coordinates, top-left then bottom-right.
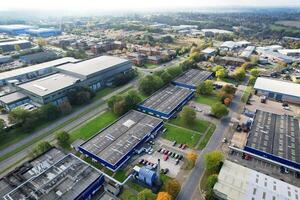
[[18, 73, 79, 97], [246, 110, 300, 164], [80, 110, 163, 167], [140, 85, 193, 115], [57, 56, 131, 77], [3, 154, 103, 200], [0, 40, 30, 46], [214, 160, 300, 200], [254, 77, 300, 98], [0, 92, 27, 104], [172, 69, 212, 87], [0, 24, 34, 31], [0, 57, 78, 81]]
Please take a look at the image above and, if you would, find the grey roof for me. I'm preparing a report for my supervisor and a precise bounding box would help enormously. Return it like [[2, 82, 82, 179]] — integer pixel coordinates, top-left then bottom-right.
[[18, 73, 79, 97], [57, 56, 131, 77], [247, 110, 300, 164], [0, 92, 27, 104], [3, 154, 103, 200], [0, 57, 78, 81], [0, 40, 30, 47], [173, 69, 212, 87], [140, 85, 193, 114], [0, 24, 34, 31], [81, 110, 163, 166], [254, 77, 300, 98]]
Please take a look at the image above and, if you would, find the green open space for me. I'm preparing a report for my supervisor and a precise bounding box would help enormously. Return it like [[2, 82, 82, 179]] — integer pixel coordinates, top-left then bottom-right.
[[194, 94, 220, 107], [241, 86, 252, 103], [198, 124, 216, 150], [70, 111, 117, 142], [170, 116, 211, 133], [270, 24, 300, 34], [144, 63, 159, 69], [120, 189, 137, 200], [162, 124, 202, 148]]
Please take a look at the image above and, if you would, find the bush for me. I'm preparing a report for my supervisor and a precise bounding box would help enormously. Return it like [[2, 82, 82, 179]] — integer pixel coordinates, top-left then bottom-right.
[[56, 131, 70, 148], [180, 106, 196, 126], [196, 80, 214, 96], [139, 75, 164, 96], [165, 179, 181, 199], [30, 141, 52, 157], [137, 189, 156, 200], [156, 192, 172, 200], [211, 103, 228, 118], [204, 151, 224, 173]]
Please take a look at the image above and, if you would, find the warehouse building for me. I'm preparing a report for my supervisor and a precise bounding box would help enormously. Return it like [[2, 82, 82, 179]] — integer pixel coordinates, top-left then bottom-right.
[[78, 110, 163, 171], [214, 160, 300, 200], [0, 92, 30, 110], [19, 51, 58, 64], [254, 77, 300, 104], [138, 85, 194, 119], [0, 24, 34, 35], [0, 57, 78, 86], [17, 73, 80, 105], [3, 153, 105, 200], [56, 55, 132, 91], [172, 69, 213, 90], [0, 40, 31, 52], [25, 28, 61, 37], [245, 110, 300, 169]]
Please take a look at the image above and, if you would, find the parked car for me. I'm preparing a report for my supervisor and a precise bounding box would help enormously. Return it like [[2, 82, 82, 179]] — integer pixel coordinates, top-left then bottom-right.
[[175, 159, 179, 165], [171, 152, 176, 158], [163, 155, 169, 161], [178, 155, 183, 160], [161, 168, 169, 174], [181, 144, 187, 149], [168, 151, 172, 156], [222, 138, 227, 143], [260, 95, 267, 103], [172, 141, 177, 146], [139, 159, 144, 164], [164, 150, 169, 155], [157, 148, 162, 153]]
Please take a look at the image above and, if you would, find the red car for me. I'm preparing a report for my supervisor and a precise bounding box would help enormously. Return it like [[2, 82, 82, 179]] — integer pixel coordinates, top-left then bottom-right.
[[163, 154, 169, 161], [164, 150, 169, 155], [181, 144, 187, 149]]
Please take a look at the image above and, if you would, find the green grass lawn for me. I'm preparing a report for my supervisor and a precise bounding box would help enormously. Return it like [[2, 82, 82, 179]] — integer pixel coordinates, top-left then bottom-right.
[[113, 169, 127, 182], [127, 180, 145, 192], [162, 124, 202, 148], [198, 124, 216, 150], [170, 116, 211, 133], [222, 77, 240, 85], [144, 63, 159, 69], [70, 111, 117, 142], [241, 86, 252, 103], [194, 94, 220, 107], [120, 189, 137, 200]]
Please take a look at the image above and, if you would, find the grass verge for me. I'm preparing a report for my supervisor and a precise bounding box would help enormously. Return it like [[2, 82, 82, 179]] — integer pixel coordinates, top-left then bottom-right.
[[162, 124, 202, 148], [194, 94, 220, 107], [198, 124, 216, 150], [241, 86, 252, 103]]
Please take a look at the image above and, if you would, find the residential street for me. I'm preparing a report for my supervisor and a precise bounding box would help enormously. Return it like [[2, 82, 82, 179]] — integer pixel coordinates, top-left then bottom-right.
[[177, 80, 247, 200]]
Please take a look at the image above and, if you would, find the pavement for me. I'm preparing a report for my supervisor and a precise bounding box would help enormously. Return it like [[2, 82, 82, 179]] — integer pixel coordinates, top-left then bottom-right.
[[0, 81, 136, 176], [176, 78, 248, 200]]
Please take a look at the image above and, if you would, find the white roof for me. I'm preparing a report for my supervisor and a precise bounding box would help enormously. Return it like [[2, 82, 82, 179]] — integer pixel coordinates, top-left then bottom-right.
[[0, 57, 78, 81], [0, 40, 30, 47], [214, 160, 300, 200], [201, 47, 216, 54], [278, 49, 300, 55], [0, 92, 27, 104], [254, 77, 300, 98], [18, 73, 79, 97], [57, 56, 130, 77]]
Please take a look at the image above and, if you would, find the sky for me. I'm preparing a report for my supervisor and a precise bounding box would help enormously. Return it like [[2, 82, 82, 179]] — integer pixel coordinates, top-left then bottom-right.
[[0, 0, 299, 11]]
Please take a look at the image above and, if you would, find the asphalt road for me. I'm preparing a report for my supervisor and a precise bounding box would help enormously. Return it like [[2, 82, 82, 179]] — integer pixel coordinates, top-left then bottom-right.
[[0, 82, 135, 175], [177, 80, 247, 200]]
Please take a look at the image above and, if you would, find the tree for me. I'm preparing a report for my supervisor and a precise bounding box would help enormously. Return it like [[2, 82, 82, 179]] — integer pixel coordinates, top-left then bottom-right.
[[39, 103, 59, 120], [30, 141, 52, 157], [215, 68, 227, 80], [250, 68, 260, 77], [232, 67, 246, 81], [14, 44, 21, 51], [223, 97, 232, 106], [248, 75, 257, 85], [0, 119, 5, 133], [8, 108, 30, 124], [186, 151, 198, 169], [156, 192, 172, 200], [124, 90, 142, 111], [58, 100, 73, 114], [166, 179, 181, 199], [166, 66, 182, 78], [37, 38, 47, 48], [221, 85, 236, 95], [211, 103, 228, 118], [196, 80, 214, 96], [139, 75, 164, 96], [56, 131, 70, 148], [113, 70, 137, 86], [160, 71, 173, 84], [137, 189, 156, 200], [206, 174, 218, 191], [180, 106, 196, 126], [212, 65, 224, 73], [204, 151, 224, 173]]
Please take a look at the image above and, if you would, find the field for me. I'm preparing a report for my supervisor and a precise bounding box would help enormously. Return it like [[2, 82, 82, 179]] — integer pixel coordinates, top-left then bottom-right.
[[194, 94, 220, 107], [170, 116, 211, 133], [70, 111, 117, 142], [275, 20, 300, 29], [270, 24, 300, 34], [162, 124, 202, 148]]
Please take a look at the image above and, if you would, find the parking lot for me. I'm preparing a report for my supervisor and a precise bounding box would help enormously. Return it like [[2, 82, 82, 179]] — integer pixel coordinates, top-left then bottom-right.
[[228, 150, 300, 187], [246, 94, 300, 116]]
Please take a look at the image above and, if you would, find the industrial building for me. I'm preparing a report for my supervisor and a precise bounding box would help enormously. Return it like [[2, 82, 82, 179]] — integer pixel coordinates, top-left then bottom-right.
[[3, 153, 105, 200], [172, 69, 213, 90], [213, 160, 300, 200], [78, 110, 163, 171], [0, 92, 30, 110], [17, 73, 80, 105], [56, 55, 132, 91], [0, 40, 31, 52], [138, 85, 194, 119], [25, 28, 61, 37], [254, 77, 300, 104], [0, 57, 78, 86], [245, 110, 300, 169], [240, 46, 256, 59], [0, 24, 34, 35], [19, 51, 58, 64]]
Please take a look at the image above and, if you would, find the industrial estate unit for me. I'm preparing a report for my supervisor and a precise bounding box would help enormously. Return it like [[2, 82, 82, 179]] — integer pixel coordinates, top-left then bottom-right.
[[78, 110, 164, 171]]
